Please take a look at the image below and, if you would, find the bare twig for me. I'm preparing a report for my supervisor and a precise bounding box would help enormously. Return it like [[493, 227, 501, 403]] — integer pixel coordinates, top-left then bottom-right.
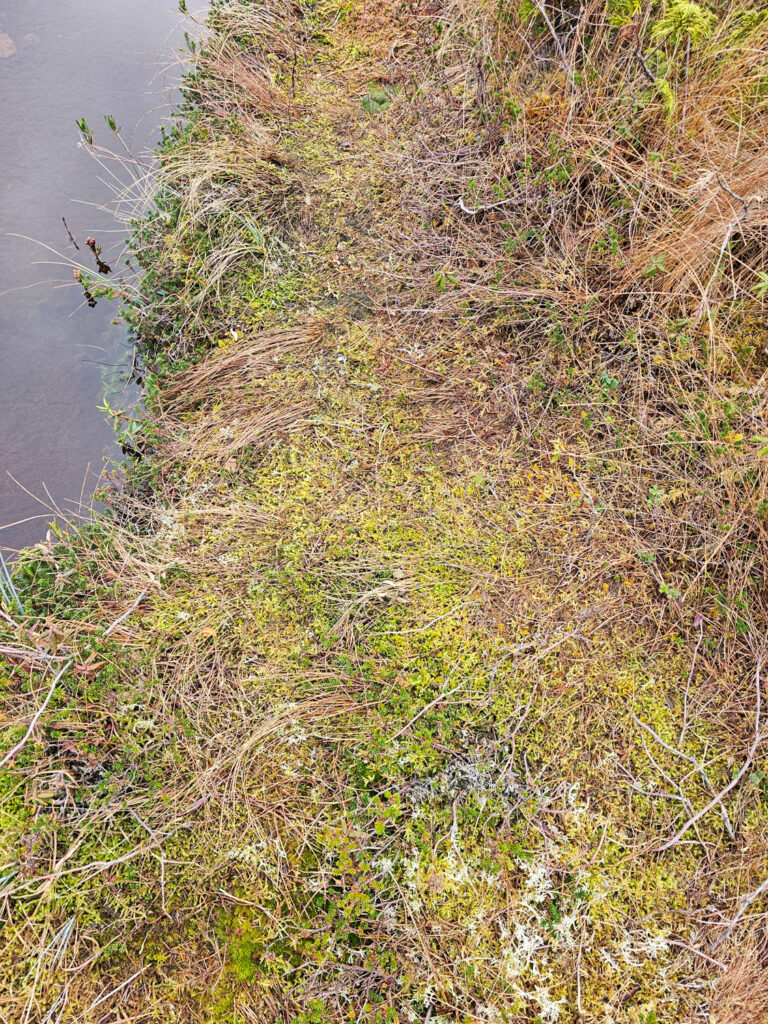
[[712, 875, 768, 949], [679, 616, 704, 747], [0, 646, 68, 664], [457, 195, 524, 217], [633, 713, 735, 840], [658, 659, 764, 852], [61, 217, 80, 251], [680, 33, 691, 134], [104, 589, 148, 637], [72, 968, 145, 1022], [0, 661, 72, 771], [533, 0, 575, 85], [389, 683, 464, 741], [700, 178, 750, 306], [667, 938, 727, 971], [634, 47, 656, 83]]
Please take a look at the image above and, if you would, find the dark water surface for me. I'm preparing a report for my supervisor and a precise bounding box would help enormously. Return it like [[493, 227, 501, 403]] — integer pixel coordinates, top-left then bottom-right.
[[0, 1, 198, 554]]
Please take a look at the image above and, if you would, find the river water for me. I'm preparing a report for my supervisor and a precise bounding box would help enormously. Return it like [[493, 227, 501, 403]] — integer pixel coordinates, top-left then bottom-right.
[[0, 1, 199, 555]]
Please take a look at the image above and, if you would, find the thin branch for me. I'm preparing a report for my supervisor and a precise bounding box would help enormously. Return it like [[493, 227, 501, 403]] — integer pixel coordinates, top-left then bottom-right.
[[61, 216, 80, 251], [104, 589, 148, 637], [658, 659, 764, 852], [0, 661, 72, 770], [533, 0, 575, 85], [633, 714, 735, 840], [667, 938, 727, 971], [634, 47, 656, 83], [0, 645, 68, 664], [700, 178, 750, 305], [73, 968, 145, 1022], [679, 617, 704, 747], [457, 195, 524, 217], [712, 875, 768, 950], [389, 684, 464, 741]]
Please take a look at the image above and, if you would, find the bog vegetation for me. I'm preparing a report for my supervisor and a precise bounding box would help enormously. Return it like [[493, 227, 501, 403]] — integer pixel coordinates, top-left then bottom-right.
[[2, 0, 768, 1020]]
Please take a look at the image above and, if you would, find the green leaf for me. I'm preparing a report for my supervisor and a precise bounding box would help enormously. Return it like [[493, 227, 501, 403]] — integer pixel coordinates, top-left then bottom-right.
[[751, 271, 768, 299], [362, 87, 393, 115], [644, 253, 669, 277], [75, 117, 93, 145]]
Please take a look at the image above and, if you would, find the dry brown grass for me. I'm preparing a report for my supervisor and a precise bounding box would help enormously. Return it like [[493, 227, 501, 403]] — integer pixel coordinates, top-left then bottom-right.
[[378, 0, 768, 322], [714, 934, 768, 1024], [351, 0, 768, 666], [198, 0, 307, 116], [159, 323, 324, 414], [4, 2, 768, 1021], [126, 1, 313, 355]]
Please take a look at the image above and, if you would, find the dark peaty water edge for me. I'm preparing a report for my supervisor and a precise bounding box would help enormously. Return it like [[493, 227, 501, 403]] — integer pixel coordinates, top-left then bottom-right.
[[0, 1, 203, 555]]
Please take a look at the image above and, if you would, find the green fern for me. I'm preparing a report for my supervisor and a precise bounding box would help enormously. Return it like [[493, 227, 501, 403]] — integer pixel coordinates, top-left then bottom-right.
[[651, 0, 716, 46], [728, 9, 768, 44], [518, 0, 537, 25], [608, 0, 642, 27]]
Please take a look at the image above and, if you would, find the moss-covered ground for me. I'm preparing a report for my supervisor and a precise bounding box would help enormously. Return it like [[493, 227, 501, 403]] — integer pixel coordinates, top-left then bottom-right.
[[2, 1, 768, 1021]]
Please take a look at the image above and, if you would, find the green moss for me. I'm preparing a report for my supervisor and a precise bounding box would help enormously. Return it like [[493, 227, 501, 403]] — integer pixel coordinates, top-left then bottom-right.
[[3, 0, 768, 1019]]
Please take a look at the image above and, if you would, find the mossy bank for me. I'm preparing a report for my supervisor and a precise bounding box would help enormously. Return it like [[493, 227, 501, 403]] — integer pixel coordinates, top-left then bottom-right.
[[3, 1, 768, 1021]]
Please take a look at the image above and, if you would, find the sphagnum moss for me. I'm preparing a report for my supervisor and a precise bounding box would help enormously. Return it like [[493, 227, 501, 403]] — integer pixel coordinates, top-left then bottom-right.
[[3, 0, 768, 1022]]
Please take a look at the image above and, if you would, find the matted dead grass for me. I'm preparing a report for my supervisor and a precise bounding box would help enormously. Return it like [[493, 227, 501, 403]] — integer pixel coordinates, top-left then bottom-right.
[[3, 1, 768, 1022]]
